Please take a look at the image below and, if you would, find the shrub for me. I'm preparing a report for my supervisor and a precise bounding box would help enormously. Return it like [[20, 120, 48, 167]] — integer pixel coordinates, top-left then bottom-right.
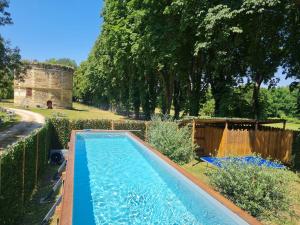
[[146, 117, 195, 164], [49, 118, 148, 148], [114, 120, 146, 140], [0, 122, 51, 224], [206, 157, 296, 220]]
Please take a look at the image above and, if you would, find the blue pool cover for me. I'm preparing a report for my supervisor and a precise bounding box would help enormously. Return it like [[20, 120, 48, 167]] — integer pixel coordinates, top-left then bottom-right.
[[201, 156, 285, 169]]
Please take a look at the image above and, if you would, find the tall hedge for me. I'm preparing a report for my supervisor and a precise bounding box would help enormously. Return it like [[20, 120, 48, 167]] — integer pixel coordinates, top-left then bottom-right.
[[292, 131, 300, 169], [0, 122, 52, 225], [114, 120, 147, 140], [49, 118, 148, 149], [0, 142, 23, 224]]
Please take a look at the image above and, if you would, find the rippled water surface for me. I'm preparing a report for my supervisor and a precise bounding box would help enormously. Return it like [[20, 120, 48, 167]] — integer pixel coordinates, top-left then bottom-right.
[[73, 133, 248, 225]]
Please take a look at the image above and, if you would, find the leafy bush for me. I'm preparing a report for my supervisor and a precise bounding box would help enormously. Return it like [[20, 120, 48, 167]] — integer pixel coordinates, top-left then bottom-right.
[[0, 121, 51, 224], [206, 157, 296, 220], [146, 117, 195, 164], [49, 118, 148, 148], [114, 120, 146, 140]]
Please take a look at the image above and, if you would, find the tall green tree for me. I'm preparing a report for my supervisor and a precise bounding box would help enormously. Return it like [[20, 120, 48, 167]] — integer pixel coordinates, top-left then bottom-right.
[[283, 1, 300, 116], [74, 0, 299, 120], [238, 0, 285, 119], [0, 0, 22, 99]]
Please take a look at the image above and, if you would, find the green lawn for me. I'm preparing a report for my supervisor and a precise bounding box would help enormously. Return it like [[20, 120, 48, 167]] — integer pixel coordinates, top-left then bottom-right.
[[181, 160, 211, 184], [30, 102, 125, 120], [0, 99, 15, 108], [0, 100, 125, 120], [182, 159, 300, 225], [266, 122, 300, 131], [0, 110, 21, 131]]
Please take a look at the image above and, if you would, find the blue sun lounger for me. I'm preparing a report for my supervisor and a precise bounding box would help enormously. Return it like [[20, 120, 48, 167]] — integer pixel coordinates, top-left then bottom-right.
[[200, 156, 285, 169]]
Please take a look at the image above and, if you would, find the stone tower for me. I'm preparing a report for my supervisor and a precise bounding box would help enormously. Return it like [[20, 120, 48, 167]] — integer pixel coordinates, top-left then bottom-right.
[[14, 62, 74, 109]]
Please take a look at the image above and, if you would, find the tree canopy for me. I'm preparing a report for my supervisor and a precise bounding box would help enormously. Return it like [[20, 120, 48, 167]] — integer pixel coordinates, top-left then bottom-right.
[[73, 0, 300, 120], [0, 0, 22, 99], [44, 58, 77, 68]]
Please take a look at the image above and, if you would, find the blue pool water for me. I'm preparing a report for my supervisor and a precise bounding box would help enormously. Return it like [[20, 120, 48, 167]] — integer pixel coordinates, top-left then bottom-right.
[[73, 132, 249, 225]]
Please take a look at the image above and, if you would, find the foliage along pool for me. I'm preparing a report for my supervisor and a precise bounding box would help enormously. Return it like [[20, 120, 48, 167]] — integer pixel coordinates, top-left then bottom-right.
[[72, 132, 251, 225]]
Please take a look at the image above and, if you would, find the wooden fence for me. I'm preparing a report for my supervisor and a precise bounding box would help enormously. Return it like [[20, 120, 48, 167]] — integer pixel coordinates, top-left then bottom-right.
[[192, 121, 294, 164]]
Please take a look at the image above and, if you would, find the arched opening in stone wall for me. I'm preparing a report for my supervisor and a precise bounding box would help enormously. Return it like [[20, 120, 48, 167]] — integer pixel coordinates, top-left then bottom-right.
[[47, 100, 53, 109]]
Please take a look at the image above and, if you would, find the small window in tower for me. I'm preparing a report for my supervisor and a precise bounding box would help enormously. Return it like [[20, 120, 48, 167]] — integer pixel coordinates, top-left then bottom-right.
[[26, 88, 32, 97]]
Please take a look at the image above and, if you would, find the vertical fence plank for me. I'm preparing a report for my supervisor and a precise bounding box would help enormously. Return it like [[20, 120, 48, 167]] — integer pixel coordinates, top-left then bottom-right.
[[145, 122, 148, 142], [192, 120, 195, 146], [193, 122, 294, 163], [35, 132, 39, 186], [111, 120, 115, 130]]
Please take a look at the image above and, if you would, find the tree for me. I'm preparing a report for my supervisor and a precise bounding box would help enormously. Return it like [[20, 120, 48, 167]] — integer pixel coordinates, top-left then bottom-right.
[[45, 58, 77, 68], [283, 1, 300, 116], [75, 0, 299, 121], [0, 0, 22, 100], [196, 3, 244, 116], [238, 0, 285, 119]]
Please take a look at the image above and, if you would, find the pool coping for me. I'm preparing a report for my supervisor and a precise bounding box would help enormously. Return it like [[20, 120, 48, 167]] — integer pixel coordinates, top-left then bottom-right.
[[59, 130, 262, 225]]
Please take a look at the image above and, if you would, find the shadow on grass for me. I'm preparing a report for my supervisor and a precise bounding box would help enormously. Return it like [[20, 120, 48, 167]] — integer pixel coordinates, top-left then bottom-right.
[[19, 164, 60, 225], [70, 108, 88, 112]]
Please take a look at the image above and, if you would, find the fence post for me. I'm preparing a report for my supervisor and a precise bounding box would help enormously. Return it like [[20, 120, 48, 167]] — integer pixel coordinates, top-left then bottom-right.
[[0, 155, 1, 197], [111, 120, 115, 130], [45, 129, 47, 166], [145, 122, 148, 141], [223, 122, 229, 157], [35, 132, 39, 186], [22, 141, 26, 213], [192, 120, 195, 146]]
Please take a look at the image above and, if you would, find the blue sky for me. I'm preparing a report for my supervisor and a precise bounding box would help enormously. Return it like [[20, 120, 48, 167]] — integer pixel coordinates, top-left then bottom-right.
[[0, 0, 293, 86], [0, 0, 103, 64]]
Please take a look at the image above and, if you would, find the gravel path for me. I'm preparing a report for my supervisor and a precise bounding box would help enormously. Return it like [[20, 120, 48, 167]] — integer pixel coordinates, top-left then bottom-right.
[[0, 108, 45, 150]]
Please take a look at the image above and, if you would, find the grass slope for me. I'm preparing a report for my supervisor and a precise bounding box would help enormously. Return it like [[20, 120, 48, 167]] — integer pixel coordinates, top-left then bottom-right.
[[265, 122, 300, 131], [0, 100, 125, 120]]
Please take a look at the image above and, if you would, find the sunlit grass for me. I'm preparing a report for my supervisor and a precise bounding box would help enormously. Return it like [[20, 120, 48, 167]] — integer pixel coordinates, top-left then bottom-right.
[[30, 102, 125, 120], [0, 107, 21, 131], [266, 122, 300, 131], [0, 100, 125, 120]]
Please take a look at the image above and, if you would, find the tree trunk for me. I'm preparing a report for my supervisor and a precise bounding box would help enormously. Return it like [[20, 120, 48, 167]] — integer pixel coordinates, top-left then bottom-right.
[[160, 70, 174, 115], [252, 81, 261, 119], [297, 89, 300, 116], [214, 95, 221, 116], [148, 74, 157, 117], [189, 71, 204, 116], [133, 99, 140, 120], [173, 78, 181, 119], [131, 69, 141, 120], [142, 92, 151, 120], [189, 90, 200, 116]]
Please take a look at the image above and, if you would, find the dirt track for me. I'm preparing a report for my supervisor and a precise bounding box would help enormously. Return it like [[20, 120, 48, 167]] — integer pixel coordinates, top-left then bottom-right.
[[0, 108, 45, 150]]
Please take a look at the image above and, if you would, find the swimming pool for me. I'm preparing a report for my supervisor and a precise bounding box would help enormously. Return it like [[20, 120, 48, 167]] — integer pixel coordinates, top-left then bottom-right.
[[60, 131, 260, 225]]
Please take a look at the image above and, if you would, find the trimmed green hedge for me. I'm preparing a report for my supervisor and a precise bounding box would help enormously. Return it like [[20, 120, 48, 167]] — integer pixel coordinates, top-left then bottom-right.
[[0, 142, 23, 225], [0, 122, 52, 225], [114, 120, 147, 140], [49, 118, 147, 149], [292, 131, 300, 169]]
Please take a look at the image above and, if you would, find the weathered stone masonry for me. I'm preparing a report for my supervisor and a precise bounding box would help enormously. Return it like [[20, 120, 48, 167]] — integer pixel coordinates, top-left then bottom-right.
[[14, 62, 74, 109]]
